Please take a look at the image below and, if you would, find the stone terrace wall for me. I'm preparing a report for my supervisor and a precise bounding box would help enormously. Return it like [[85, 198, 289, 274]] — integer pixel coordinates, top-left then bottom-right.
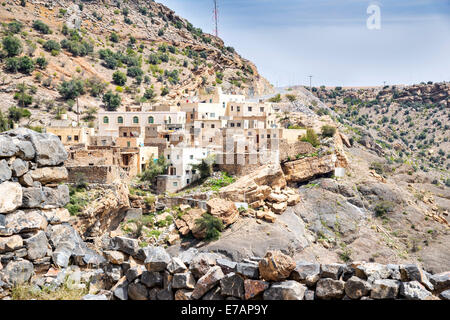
[[0, 128, 105, 298], [87, 243, 450, 301]]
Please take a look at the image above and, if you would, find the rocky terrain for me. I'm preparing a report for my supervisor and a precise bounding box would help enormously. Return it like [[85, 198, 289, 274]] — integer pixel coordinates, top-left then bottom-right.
[[0, 0, 273, 129]]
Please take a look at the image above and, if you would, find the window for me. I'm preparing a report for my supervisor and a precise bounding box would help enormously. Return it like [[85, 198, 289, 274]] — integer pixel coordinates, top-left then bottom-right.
[[201, 123, 205, 129], [133, 116, 139, 124], [237, 107, 240, 112], [148, 116, 154, 124], [237, 123, 241, 127], [74, 135, 79, 141], [190, 155, 194, 160], [260, 107, 264, 112], [209, 99, 212, 103], [248, 107, 252, 112], [167, 155, 170, 159], [223, 102, 226, 108], [103, 116, 109, 124], [168, 117, 172, 124], [123, 132, 127, 137], [267, 134, 271, 139], [231, 106, 234, 111], [117, 116, 123, 124], [231, 123, 235, 127], [173, 182, 178, 187], [211, 124, 215, 129], [210, 113, 215, 118], [67, 135, 72, 141]]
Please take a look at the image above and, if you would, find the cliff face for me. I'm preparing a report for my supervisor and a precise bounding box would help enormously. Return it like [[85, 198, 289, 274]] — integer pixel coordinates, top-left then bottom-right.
[[0, 0, 273, 127]]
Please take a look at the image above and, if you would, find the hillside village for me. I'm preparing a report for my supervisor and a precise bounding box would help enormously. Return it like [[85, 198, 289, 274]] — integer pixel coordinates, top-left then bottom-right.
[[0, 0, 449, 301]]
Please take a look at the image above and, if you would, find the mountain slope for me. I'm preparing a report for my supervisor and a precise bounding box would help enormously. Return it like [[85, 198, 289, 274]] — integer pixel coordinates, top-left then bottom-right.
[[0, 0, 273, 128]]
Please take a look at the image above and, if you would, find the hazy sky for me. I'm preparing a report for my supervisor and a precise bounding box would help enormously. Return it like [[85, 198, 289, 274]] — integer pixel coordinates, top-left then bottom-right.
[[158, 0, 450, 87]]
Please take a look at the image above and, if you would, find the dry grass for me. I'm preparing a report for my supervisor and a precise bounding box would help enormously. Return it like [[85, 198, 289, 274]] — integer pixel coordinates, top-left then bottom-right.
[[11, 283, 87, 300]]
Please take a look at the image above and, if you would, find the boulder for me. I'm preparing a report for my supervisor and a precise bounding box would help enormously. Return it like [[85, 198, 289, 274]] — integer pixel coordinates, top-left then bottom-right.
[[320, 263, 344, 280], [291, 261, 321, 286], [11, 158, 28, 177], [24, 231, 48, 260], [355, 263, 391, 281], [270, 202, 287, 214], [244, 279, 269, 300], [370, 279, 400, 299], [30, 167, 68, 184], [19, 172, 34, 187], [3, 259, 34, 286], [177, 247, 199, 266], [125, 266, 145, 282], [316, 278, 345, 300], [189, 252, 219, 278], [400, 281, 432, 300], [429, 272, 450, 293], [110, 236, 139, 256], [128, 282, 148, 300], [5, 128, 67, 167], [258, 251, 296, 281], [267, 193, 288, 203], [172, 272, 196, 289], [39, 208, 71, 225], [206, 198, 239, 226], [175, 289, 193, 300], [344, 276, 371, 299], [141, 271, 162, 288], [220, 273, 245, 299], [174, 208, 205, 238], [103, 250, 126, 265], [0, 182, 22, 214], [166, 257, 187, 274], [263, 281, 306, 300], [216, 258, 237, 275], [0, 235, 23, 253], [192, 266, 225, 300], [439, 290, 450, 300], [5, 210, 47, 233], [0, 160, 12, 183], [236, 262, 259, 279], [0, 135, 19, 157], [21, 185, 70, 209], [157, 288, 174, 300], [111, 276, 128, 300], [144, 247, 171, 272], [400, 264, 433, 290], [282, 154, 337, 183], [202, 286, 223, 300], [287, 193, 301, 206]]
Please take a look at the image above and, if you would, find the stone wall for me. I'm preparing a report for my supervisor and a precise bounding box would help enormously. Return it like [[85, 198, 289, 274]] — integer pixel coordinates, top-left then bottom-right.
[[0, 129, 105, 298], [86, 244, 450, 301], [67, 165, 125, 184]]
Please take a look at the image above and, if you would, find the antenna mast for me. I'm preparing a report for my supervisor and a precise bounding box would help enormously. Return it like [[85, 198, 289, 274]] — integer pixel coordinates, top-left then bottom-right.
[[213, 0, 219, 37]]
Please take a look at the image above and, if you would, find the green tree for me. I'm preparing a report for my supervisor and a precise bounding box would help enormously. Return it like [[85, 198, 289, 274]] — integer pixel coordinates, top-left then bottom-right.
[[109, 32, 119, 43], [7, 21, 23, 34], [300, 128, 320, 147], [102, 90, 121, 111], [32, 20, 51, 34], [192, 159, 212, 180], [43, 40, 61, 52], [140, 155, 168, 184], [14, 83, 34, 108], [321, 125, 336, 137], [2, 36, 22, 57], [0, 111, 10, 132], [86, 77, 107, 97], [195, 214, 224, 241], [58, 78, 85, 100], [268, 93, 281, 103], [112, 71, 127, 86]]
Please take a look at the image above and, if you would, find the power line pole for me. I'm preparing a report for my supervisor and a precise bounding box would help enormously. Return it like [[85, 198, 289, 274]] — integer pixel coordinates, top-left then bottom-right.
[[309, 75, 313, 92], [213, 0, 219, 37]]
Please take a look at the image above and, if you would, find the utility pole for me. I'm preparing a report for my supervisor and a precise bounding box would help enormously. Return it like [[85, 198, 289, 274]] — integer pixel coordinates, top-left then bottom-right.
[[309, 75, 313, 92], [213, 0, 219, 37]]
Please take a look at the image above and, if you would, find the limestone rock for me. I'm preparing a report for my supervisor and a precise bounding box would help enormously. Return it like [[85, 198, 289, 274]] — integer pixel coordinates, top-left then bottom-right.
[[206, 198, 239, 226], [244, 279, 269, 300], [128, 282, 148, 300], [11, 158, 28, 177], [263, 281, 307, 300], [141, 271, 162, 288], [174, 289, 193, 300], [189, 252, 219, 278], [282, 154, 337, 183], [236, 262, 259, 279], [0, 135, 19, 158], [370, 279, 400, 299], [192, 266, 225, 300], [258, 250, 296, 281], [220, 273, 245, 299], [30, 167, 68, 184], [24, 231, 48, 260], [144, 247, 171, 272], [270, 202, 287, 215], [3, 259, 34, 286], [344, 276, 371, 299], [0, 235, 23, 253], [0, 182, 22, 214], [291, 261, 321, 286], [103, 250, 126, 265], [400, 281, 432, 300], [429, 272, 450, 293], [216, 258, 237, 275], [5, 210, 47, 233], [316, 278, 345, 300], [167, 257, 187, 274], [110, 236, 139, 256], [321, 263, 344, 280], [172, 272, 196, 289], [0, 160, 12, 183]]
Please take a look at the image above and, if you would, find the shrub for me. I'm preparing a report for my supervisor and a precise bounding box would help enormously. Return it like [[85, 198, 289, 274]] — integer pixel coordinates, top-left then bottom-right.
[[2, 35, 22, 56], [32, 20, 51, 34], [61, 39, 93, 57], [140, 156, 168, 184], [85, 77, 107, 97], [4, 57, 20, 73], [161, 86, 169, 96], [58, 78, 85, 100], [285, 94, 297, 102], [369, 162, 385, 175], [195, 214, 224, 241], [321, 125, 336, 137], [8, 106, 31, 122], [43, 40, 61, 52], [102, 55, 118, 69], [102, 90, 121, 111], [127, 66, 143, 78], [143, 88, 155, 100], [109, 32, 119, 43], [191, 159, 212, 180], [269, 93, 281, 103], [112, 71, 127, 86], [374, 201, 395, 217], [7, 20, 23, 34], [300, 129, 320, 147]]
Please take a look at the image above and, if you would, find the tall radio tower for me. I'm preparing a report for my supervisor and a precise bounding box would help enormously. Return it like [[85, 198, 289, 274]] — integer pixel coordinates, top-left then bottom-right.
[[213, 0, 219, 37]]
